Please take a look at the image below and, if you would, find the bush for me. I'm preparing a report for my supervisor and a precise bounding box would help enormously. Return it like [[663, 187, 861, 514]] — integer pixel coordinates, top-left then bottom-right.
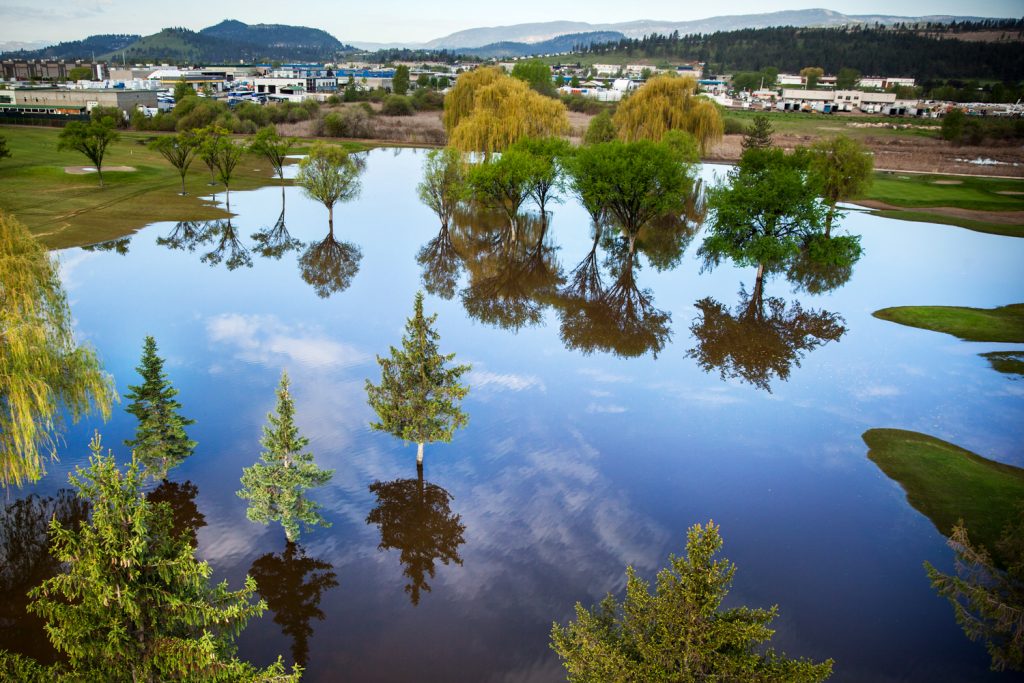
[[322, 107, 372, 138], [411, 88, 444, 111], [562, 94, 604, 115], [325, 94, 342, 105], [90, 105, 126, 128], [382, 95, 414, 116], [941, 109, 966, 143], [583, 110, 616, 144], [723, 117, 748, 135]]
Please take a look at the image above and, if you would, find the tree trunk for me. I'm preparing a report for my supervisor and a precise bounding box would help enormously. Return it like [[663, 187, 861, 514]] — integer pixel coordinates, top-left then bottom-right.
[[180, 172, 187, 195], [825, 206, 835, 239], [328, 204, 334, 236], [417, 442, 424, 465], [97, 165, 104, 188]]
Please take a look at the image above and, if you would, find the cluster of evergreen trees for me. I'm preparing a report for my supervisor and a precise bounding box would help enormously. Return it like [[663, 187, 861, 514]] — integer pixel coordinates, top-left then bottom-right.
[[578, 23, 1024, 82]]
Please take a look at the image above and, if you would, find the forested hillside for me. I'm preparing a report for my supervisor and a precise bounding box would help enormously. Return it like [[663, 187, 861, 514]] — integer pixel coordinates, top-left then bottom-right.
[[580, 21, 1024, 81]]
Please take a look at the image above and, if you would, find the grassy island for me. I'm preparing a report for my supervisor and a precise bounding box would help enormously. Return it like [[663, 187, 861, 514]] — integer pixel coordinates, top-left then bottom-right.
[[872, 303, 1024, 342], [864, 428, 1024, 561]]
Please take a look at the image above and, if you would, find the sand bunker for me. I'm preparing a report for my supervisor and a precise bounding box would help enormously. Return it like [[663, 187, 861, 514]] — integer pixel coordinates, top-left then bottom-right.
[[931, 180, 963, 185], [65, 165, 137, 174]]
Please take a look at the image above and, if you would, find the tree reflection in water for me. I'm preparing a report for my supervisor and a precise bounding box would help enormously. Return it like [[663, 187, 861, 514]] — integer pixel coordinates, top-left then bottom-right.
[[81, 236, 132, 255], [0, 490, 88, 664], [688, 275, 846, 392], [417, 221, 463, 300], [366, 465, 466, 606], [785, 234, 861, 295], [455, 206, 563, 331], [298, 223, 362, 298], [147, 479, 206, 548], [251, 186, 302, 260], [157, 220, 208, 252], [249, 541, 339, 668], [200, 219, 253, 271]]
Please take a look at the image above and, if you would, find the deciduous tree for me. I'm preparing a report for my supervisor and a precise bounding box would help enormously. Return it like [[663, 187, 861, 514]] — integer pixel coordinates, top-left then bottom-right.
[[123, 335, 196, 480], [508, 136, 571, 216], [392, 64, 411, 95], [800, 66, 825, 89], [57, 118, 119, 188], [807, 135, 873, 237], [551, 521, 834, 682], [151, 131, 199, 195], [0, 211, 113, 488], [417, 147, 468, 228], [238, 372, 334, 543], [365, 292, 471, 466], [295, 142, 363, 232], [249, 126, 295, 182], [511, 59, 556, 97]]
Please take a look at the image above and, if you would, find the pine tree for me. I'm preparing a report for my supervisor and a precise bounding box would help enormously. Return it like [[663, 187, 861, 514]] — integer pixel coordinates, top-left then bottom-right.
[[365, 292, 471, 466], [124, 335, 196, 480], [742, 114, 775, 152], [238, 372, 333, 542], [19, 434, 299, 682]]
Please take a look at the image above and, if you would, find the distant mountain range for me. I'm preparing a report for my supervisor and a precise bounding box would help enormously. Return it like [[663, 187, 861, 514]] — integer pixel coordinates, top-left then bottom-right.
[[0, 20, 352, 63], [1, 10, 1006, 63], [414, 9, 995, 49]]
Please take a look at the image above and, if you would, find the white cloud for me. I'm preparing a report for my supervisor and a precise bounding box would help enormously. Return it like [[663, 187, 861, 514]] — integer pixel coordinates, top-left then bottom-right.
[[854, 384, 902, 399], [467, 369, 545, 392], [206, 313, 368, 370], [586, 402, 627, 414], [577, 367, 633, 384]]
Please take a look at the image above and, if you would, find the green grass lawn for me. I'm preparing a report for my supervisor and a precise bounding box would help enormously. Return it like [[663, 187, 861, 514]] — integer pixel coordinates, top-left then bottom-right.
[[863, 428, 1024, 563], [723, 108, 939, 140], [867, 209, 1024, 239], [872, 304, 1024, 342], [0, 125, 365, 250], [864, 172, 1024, 211]]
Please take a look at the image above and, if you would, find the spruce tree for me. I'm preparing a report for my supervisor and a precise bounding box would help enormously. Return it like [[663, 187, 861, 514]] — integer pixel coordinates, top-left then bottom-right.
[[238, 372, 333, 542], [742, 114, 775, 152], [124, 335, 196, 480], [20, 435, 299, 682], [365, 292, 471, 466]]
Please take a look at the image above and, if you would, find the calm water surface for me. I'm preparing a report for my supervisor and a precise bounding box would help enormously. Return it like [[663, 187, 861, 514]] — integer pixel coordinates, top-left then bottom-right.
[[7, 149, 1024, 682]]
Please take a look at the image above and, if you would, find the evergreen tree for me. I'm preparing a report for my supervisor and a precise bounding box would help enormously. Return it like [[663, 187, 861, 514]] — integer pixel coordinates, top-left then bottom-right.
[[365, 292, 471, 466], [18, 435, 299, 682], [742, 114, 775, 152], [551, 521, 834, 682], [238, 372, 333, 542], [124, 335, 196, 480]]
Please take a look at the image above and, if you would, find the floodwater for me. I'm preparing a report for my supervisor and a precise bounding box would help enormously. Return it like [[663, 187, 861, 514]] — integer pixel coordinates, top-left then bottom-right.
[[4, 148, 1023, 682]]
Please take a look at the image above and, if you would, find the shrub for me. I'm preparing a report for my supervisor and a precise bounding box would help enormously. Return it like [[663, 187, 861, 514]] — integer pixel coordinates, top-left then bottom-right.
[[322, 107, 372, 138], [382, 95, 414, 116], [723, 117, 748, 135], [411, 88, 444, 111]]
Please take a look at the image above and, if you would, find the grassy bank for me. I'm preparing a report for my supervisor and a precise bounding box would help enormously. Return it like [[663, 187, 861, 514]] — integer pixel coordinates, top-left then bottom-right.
[[0, 126, 365, 250], [982, 350, 1024, 377], [857, 172, 1024, 238], [872, 303, 1024, 342], [863, 428, 1024, 562]]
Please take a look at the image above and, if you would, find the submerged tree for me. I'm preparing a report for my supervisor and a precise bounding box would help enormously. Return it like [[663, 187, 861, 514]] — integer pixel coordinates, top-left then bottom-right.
[[417, 147, 468, 229], [57, 117, 119, 188], [508, 136, 571, 216], [239, 372, 334, 543], [0, 211, 114, 488], [296, 142, 363, 232], [21, 435, 299, 682], [365, 292, 471, 466], [249, 126, 295, 183], [925, 511, 1024, 672], [807, 135, 874, 237], [250, 542, 339, 668], [551, 521, 834, 682], [366, 467, 466, 605], [151, 131, 199, 195], [124, 335, 196, 480]]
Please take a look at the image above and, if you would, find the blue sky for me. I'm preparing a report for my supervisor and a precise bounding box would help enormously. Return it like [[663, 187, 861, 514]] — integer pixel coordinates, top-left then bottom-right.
[[0, 0, 1018, 45]]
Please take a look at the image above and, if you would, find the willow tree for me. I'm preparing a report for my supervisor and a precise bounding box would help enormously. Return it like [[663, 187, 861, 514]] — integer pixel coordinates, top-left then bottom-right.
[[0, 211, 114, 488], [365, 292, 471, 466], [448, 74, 569, 155], [612, 74, 723, 154], [238, 372, 334, 543], [442, 66, 505, 135]]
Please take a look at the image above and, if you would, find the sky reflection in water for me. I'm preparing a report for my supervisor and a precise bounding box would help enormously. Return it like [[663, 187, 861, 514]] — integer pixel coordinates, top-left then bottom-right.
[[9, 149, 1024, 682]]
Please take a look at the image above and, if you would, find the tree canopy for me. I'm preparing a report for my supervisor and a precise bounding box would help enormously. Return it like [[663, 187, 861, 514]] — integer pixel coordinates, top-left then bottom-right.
[[612, 74, 723, 154], [417, 147, 468, 229], [551, 520, 834, 682], [446, 70, 569, 155], [295, 142, 363, 231], [0, 211, 114, 488], [249, 126, 295, 182], [365, 292, 471, 465], [807, 135, 873, 236], [151, 131, 199, 195], [511, 59, 557, 97], [57, 118, 119, 187]]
